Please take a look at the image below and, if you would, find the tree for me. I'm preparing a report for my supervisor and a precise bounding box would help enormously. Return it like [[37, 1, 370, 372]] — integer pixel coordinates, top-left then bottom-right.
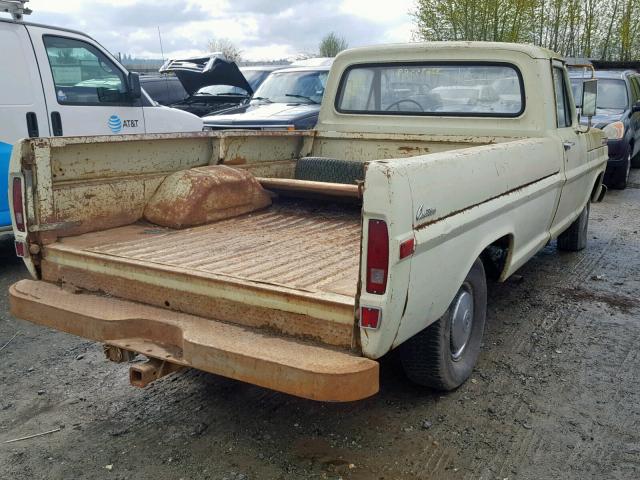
[[412, 0, 640, 61], [206, 38, 242, 63], [319, 33, 349, 57]]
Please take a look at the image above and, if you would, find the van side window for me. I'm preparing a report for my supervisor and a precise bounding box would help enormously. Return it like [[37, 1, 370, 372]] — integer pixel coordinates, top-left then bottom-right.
[[43, 35, 130, 106], [553, 67, 572, 128]]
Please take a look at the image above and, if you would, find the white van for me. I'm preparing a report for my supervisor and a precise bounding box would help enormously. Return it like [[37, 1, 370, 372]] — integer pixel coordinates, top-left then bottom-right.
[[0, 3, 203, 235]]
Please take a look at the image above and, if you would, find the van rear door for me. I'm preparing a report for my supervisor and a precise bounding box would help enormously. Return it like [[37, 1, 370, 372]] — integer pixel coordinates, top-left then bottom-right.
[[0, 21, 49, 231], [26, 25, 145, 137]]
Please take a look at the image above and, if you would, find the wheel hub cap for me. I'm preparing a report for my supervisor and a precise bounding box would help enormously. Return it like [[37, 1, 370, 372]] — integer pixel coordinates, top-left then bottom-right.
[[450, 289, 474, 361]]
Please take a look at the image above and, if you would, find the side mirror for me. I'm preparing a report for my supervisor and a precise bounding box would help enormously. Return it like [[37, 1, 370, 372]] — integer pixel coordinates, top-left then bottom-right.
[[632, 101, 640, 113], [581, 79, 597, 118], [128, 72, 142, 99]]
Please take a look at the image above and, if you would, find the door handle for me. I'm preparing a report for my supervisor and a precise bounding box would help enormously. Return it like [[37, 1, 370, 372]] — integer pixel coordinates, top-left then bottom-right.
[[26, 112, 39, 137], [563, 141, 575, 151], [51, 111, 63, 136]]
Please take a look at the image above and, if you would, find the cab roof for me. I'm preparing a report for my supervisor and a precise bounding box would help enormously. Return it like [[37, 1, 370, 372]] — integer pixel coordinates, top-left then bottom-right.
[[334, 41, 560, 62]]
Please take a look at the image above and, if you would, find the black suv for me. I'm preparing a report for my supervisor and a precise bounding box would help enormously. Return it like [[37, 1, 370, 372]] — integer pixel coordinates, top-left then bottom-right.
[[571, 70, 640, 189]]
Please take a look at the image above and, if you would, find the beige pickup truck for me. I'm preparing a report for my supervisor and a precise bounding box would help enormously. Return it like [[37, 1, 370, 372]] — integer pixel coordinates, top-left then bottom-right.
[[8, 42, 607, 402]]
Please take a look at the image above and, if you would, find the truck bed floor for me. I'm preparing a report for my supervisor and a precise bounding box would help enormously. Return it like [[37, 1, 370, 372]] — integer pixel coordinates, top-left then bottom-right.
[[53, 201, 361, 299], [40, 201, 362, 348]]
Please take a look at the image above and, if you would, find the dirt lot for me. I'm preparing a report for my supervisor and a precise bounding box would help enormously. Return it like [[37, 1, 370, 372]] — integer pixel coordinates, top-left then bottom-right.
[[1, 172, 639, 480]]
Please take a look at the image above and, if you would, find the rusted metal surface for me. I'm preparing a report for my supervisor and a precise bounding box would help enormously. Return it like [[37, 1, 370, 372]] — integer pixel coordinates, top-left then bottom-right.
[[129, 358, 184, 388], [40, 259, 356, 348], [258, 178, 361, 199], [25, 131, 311, 241], [232, 159, 296, 178], [84, 201, 361, 298], [311, 134, 495, 162], [414, 170, 561, 230], [10, 280, 379, 402], [144, 166, 272, 229], [103, 344, 137, 363], [40, 201, 361, 348]]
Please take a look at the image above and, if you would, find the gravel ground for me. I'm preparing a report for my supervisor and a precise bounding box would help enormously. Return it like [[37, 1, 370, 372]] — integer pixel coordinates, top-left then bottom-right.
[[1, 171, 639, 480]]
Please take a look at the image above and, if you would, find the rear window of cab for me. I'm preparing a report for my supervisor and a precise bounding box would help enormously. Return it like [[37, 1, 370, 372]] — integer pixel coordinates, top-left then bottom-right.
[[336, 62, 525, 117]]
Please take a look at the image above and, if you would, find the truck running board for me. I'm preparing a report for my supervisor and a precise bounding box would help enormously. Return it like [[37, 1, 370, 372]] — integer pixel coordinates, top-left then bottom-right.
[[10, 280, 379, 402]]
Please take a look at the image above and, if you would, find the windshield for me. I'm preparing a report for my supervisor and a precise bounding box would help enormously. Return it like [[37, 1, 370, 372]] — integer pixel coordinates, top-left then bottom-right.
[[337, 64, 523, 116], [195, 70, 269, 96], [571, 78, 628, 110], [252, 70, 328, 104]]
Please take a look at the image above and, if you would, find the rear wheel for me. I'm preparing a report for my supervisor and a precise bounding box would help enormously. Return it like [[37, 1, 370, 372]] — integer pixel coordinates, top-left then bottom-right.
[[557, 201, 589, 251], [400, 259, 487, 391]]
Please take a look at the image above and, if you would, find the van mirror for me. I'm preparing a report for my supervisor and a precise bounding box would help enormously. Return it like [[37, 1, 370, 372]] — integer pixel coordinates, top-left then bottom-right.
[[581, 79, 597, 118], [128, 72, 142, 99]]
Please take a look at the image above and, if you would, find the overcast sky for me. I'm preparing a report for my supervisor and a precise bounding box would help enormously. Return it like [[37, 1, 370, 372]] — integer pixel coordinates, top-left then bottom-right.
[[25, 0, 416, 61]]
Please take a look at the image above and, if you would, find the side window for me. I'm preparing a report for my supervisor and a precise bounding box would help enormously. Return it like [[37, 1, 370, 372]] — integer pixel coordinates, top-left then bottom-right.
[[553, 67, 572, 128], [43, 35, 130, 106], [629, 77, 640, 104]]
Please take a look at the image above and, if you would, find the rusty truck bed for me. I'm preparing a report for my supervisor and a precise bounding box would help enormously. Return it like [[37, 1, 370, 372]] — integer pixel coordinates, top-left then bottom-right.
[[40, 200, 362, 349]]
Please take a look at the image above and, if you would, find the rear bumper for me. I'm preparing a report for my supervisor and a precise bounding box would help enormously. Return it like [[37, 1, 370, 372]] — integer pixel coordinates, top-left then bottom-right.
[[9, 280, 379, 402]]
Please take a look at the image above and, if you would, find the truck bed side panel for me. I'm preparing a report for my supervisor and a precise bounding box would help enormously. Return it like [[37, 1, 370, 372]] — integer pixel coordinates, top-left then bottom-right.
[[359, 138, 564, 357], [19, 132, 309, 242]]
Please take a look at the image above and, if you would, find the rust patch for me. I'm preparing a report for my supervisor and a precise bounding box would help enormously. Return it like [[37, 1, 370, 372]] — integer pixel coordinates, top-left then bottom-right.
[[397, 145, 429, 154], [416, 171, 560, 231], [224, 156, 247, 165], [10, 279, 378, 402], [143, 166, 271, 229]]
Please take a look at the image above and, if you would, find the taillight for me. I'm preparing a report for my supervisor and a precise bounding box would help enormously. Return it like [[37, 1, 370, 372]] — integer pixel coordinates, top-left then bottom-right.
[[360, 307, 381, 329], [366, 219, 389, 294], [12, 177, 25, 232], [399, 237, 415, 259], [15, 241, 26, 257]]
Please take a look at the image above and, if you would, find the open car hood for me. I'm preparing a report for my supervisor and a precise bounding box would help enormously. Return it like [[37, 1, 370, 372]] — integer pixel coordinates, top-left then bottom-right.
[[159, 55, 253, 96]]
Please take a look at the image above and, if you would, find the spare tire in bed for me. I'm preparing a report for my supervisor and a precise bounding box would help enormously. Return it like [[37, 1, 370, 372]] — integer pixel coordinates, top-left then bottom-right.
[[295, 157, 366, 185], [144, 165, 272, 229]]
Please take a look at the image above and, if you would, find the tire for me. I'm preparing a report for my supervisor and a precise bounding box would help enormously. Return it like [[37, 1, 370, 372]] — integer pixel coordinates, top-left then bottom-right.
[[631, 149, 640, 169], [295, 157, 365, 185], [611, 149, 631, 190], [557, 201, 589, 252], [400, 258, 487, 391]]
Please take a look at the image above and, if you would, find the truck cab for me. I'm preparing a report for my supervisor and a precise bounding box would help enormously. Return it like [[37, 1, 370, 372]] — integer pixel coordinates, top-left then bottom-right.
[[0, 4, 203, 236]]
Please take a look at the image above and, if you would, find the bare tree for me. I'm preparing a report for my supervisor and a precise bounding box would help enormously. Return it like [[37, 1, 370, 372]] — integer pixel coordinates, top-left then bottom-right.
[[318, 33, 349, 57], [412, 0, 640, 61], [206, 38, 242, 63]]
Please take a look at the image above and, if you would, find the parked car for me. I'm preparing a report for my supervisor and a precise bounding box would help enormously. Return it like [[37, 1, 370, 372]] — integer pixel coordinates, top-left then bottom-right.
[[139, 74, 188, 106], [160, 55, 282, 117], [9, 43, 606, 402], [203, 62, 332, 130], [570, 69, 640, 189], [0, 7, 203, 238]]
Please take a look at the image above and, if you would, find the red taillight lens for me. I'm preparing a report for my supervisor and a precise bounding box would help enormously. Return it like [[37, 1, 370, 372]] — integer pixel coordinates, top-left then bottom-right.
[[15, 241, 25, 257], [399, 238, 415, 259], [366, 219, 389, 294], [360, 307, 381, 329], [12, 177, 25, 232]]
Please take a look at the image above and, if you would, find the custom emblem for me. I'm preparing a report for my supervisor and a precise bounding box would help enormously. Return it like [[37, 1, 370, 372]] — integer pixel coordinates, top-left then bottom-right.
[[416, 205, 436, 222]]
